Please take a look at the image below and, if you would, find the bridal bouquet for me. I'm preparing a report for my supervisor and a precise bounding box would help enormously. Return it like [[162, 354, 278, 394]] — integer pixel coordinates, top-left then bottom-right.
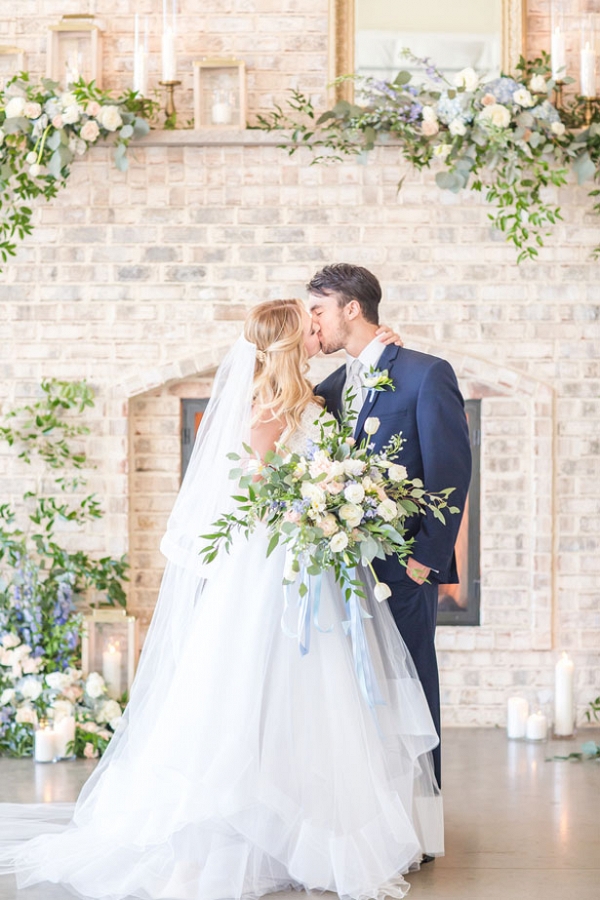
[[201, 410, 458, 602]]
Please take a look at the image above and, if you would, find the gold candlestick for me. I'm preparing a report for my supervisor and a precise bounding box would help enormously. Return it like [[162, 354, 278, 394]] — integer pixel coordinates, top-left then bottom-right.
[[553, 80, 565, 109], [583, 97, 598, 127], [159, 79, 181, 124]]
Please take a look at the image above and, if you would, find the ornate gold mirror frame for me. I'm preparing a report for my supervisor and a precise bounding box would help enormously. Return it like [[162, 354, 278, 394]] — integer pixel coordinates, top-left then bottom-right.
[[329, 0, 527, 103]]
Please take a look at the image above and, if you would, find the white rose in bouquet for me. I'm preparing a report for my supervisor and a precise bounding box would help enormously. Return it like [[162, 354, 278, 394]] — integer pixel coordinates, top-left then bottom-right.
[[326, 480, 344, 495], [344, 459, 366, 478], [513, 88, 534, 108], [23, 101, 42, 119], [52, 698, 75, 721], [449, 118, 467, 137], [453, 67, 479, 92], [318, 514, 338, 537], [339, 504, 363, 528], [551, 121, 566, 136], [377, 498, 398, 522], [109, 715, 123, 732], [85, 672, 106, 699], [14, 643, 32, 661], [96, 699, 122, 724], [329, 532, 349, 553], [344, 483, 365, 504], [19, 676, 43, 701], [1, 634, 20, 649], [15, 705, 37, 725], [4, 97, 25, 118], [529, 74, 548, 94], [387, 464, 408, 482], [62, 104, 81, 125], [0, 688, 15, 705], [46, 671, 72, 692], [97, 104, 123, 132], [478, 104, 511, 129], [21, 656, 42, 675]]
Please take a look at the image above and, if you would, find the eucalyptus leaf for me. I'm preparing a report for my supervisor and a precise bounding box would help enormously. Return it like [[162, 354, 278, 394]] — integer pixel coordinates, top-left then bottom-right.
[[119, 124, 134, 140], [573, 151, 596, 185], [393, 70, 411, 86]]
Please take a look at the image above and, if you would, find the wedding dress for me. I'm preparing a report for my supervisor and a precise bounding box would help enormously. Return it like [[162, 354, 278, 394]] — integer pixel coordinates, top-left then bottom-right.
[[0, 339, 443, 900]]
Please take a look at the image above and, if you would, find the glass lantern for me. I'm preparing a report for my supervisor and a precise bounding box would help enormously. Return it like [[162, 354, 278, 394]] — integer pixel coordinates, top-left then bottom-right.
[[47, 15, 103, 89], [193, 58, 246, 129], [0, 45, 25, 91], [81, 609, 138, 700]]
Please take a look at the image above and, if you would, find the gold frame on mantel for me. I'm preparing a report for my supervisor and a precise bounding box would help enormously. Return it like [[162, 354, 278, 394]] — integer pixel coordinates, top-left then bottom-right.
[[329, 0, 527, 104]]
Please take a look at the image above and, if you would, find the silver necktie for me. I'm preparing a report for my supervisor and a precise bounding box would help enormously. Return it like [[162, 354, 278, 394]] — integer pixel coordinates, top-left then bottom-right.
[[345, 358, 364, 417]]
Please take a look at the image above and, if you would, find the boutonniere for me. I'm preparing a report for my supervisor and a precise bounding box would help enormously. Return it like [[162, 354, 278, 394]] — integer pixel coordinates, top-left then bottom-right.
[[362, 366, 396, 401]]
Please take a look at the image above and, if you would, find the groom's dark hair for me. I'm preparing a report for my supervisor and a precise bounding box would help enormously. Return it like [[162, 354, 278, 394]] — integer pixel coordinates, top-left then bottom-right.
[[307, 264, 381, 325]]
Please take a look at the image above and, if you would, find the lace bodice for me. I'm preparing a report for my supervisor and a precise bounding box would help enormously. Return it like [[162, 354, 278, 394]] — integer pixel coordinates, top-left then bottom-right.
[[286, 402, 332, 454]]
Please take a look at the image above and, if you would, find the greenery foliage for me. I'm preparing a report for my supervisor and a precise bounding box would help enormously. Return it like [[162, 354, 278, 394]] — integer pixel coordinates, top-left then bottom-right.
[[257, 52, 600, 263]]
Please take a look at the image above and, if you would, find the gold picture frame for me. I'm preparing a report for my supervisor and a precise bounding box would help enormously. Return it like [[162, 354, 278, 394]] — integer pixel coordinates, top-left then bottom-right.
[[329, 0, 526, 104]]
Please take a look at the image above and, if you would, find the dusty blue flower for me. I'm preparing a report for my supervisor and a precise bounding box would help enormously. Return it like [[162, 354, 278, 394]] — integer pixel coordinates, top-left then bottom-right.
[[531, 100, 560, 124], [483, 77, 522, 104]]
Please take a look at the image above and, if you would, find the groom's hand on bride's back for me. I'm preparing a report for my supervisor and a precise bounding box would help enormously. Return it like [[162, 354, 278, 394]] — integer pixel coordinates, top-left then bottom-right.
[[375, 325, 403, 346]]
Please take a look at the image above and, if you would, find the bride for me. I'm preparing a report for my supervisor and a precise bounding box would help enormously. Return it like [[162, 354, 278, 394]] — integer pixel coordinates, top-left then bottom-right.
[[0, 299, 443, 900]]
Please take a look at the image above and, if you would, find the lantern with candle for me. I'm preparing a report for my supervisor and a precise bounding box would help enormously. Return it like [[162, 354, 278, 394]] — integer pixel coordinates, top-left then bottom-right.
[[81, 608, 139, 702], [34, 718, 58, 764], [46, 15, 103, 89], [193, 58, 247, 130]]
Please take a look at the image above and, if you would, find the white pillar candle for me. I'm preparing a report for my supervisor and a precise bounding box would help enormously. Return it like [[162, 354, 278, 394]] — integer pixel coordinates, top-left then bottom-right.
[[551, 27, 567, 81], [526, 711, 548, 741], [34, 726, 57, 763], [212, 100, 232, 125], [102, 643, 123, 700], [54, 715, 76, 759], [580, 42, 597, 98], [133, 14, 148, 96], [162, 0, 177, 82], [554, 653, 575, 736], [506, 696, 529, 739]]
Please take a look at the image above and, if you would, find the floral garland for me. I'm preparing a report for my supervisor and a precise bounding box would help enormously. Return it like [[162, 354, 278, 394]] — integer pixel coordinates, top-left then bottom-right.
[[257, 53, 600, 262], [0, 74, 157, 266]]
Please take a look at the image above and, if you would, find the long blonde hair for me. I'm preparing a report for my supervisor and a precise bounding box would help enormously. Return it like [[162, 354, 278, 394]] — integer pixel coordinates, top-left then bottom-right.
[[244, 299, 323, 441]]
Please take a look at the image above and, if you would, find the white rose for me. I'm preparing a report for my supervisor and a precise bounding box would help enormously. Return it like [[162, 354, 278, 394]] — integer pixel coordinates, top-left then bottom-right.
[[387, 464, 408, 482], [339, 504, 363, 528], [15, 706, 37, 725], [377, 498, 398, 522], [344, 459, 366, 477], [364, 417, 380, 436], [328, 461, 346, 478], [23, 101, 42, 119], [97, 105, 123, 132], [422, 106, 437, 122], [551, 121, 566, 136], [85, 672, 106, 699], [19, 676, 43, 701], [1, 634, 20, 649], [478, 103, 511, 129], [529, 75, 548, 94], [80, 119, 100, 143], [300, 482, 326, 507], [46, 671, 72, 692], [0, 688, 15, 705], [449, 118, 467, 137], [374, 582, 392, 603], [29, 163, 41, 177], [330, 532, 349, 553], [453, 67, 479, 92], [62, 104, 81, 125], [513, 88, 534, 108], [4, 96, 25, 118], [59, 92, 77, 109], [422, 119, 439, 137], [51, 698, 75, 721], [433, 144, 451, 159], [96, 699, 122, 724], [344, 483, 365, 504], [109, 715, 123, 731], [13, 644, 32, 661]]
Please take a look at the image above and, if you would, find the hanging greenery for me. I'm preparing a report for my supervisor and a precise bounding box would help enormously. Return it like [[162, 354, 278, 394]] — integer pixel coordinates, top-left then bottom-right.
[[0, 74, 157, 266], [257, 53, 600, 263]]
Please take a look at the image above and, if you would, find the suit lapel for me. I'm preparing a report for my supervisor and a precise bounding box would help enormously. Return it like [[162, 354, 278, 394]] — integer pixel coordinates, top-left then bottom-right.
[[355, 344, 401, 439], [321, 365, 346, 423]]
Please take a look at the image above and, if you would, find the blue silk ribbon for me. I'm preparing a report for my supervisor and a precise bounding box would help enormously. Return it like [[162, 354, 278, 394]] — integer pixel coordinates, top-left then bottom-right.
[[341, 565, 385, 710], [282, 565, 333, 656]]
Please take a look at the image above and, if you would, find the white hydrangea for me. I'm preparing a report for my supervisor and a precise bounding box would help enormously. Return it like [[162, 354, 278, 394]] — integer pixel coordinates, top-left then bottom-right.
[[46, 671, 72, 692], [19, 676, 43, 701]]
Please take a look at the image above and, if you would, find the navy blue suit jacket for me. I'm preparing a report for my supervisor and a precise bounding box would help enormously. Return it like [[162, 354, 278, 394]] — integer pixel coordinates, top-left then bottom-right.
[[316, 344, 472, 585]]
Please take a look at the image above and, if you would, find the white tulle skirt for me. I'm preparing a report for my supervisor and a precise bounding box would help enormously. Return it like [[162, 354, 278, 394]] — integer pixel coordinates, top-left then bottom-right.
[[0, 530, 443, 900]]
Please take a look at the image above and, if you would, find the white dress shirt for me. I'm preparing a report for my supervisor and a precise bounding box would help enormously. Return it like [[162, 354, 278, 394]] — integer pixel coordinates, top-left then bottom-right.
[[343, 336, 386, 412]]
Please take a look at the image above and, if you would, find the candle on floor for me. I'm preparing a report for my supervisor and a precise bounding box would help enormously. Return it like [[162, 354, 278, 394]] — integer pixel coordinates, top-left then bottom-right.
[[34, 723, 57, 763], [526, 711, 548, 741], [102, 641, 122, 700], [506, 696, 529, 739], [54, 715, 76, 759], [554, 653, 575, 736]]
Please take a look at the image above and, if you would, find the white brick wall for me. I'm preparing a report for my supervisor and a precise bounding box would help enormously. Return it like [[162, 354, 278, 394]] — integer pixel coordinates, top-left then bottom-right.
[[1, 0, 598, 727]]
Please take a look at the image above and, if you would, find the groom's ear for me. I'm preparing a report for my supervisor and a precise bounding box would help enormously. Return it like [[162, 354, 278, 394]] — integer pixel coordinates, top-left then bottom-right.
[[343, 299, 362, 321]]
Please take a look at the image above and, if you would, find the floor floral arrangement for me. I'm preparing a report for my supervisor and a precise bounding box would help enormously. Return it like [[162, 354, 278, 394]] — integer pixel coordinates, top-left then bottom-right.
[[257, 52, 600, 262], [0, 380, 129, 758]]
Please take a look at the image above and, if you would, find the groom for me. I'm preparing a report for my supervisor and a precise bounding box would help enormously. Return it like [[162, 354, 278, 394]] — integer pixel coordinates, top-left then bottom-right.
[[310, 264, 472, 789]]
